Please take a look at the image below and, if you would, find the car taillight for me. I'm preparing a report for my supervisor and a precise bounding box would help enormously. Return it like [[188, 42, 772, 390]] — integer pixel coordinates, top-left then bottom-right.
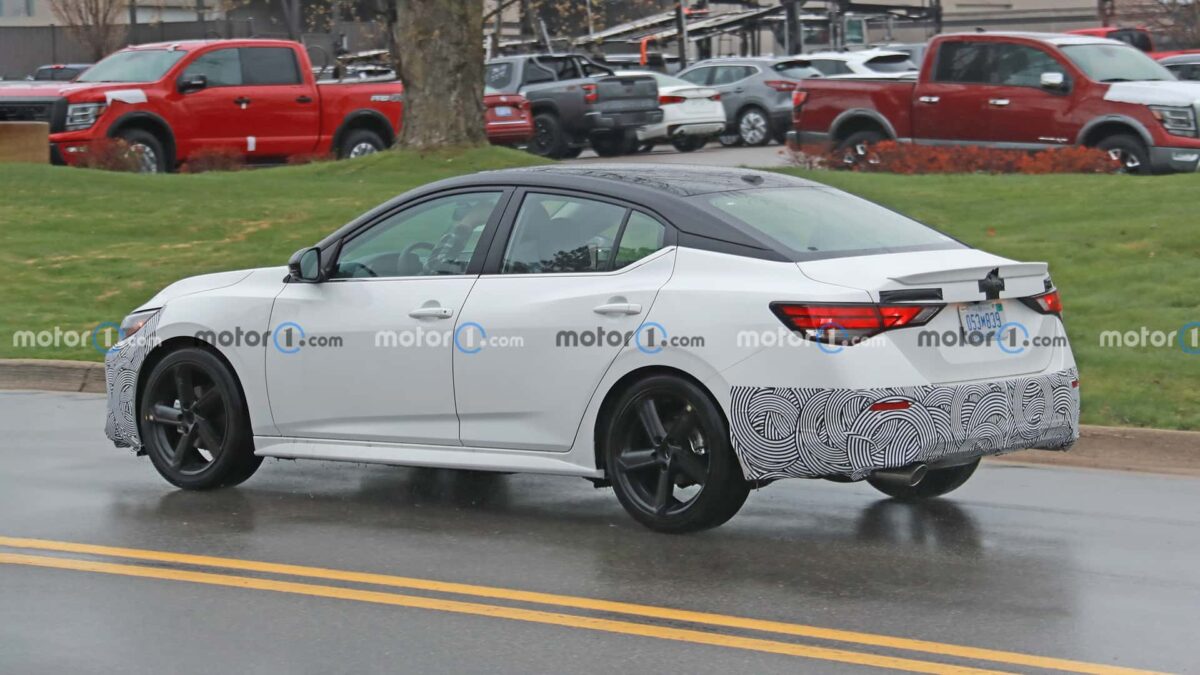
[[1020, 289, 1063, 315], [582, 83, 598, 104], [764, 80, 798, 93], [709, 93, 721, 101], [770, 302, 943, 345], [659, 94, 686, 105], [792, 90, 808, 109]]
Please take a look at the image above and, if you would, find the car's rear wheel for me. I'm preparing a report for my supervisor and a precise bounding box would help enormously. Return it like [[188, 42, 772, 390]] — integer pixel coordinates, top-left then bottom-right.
[[835, 129, 886, 167], [591, 130, 638, 157], [139, 347, 262, 490], [338, 128, 386, 159], [558, 146, 584, 159], [1096, 134, 1150, 174], [605, 375, 750, 533], [866, 459, 980, 500], [737, 107, 771, 146], [718, 132, 743, 147]]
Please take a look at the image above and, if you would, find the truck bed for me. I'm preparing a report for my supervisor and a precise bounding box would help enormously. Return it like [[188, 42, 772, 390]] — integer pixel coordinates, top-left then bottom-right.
[[796, 78, 917, 144]]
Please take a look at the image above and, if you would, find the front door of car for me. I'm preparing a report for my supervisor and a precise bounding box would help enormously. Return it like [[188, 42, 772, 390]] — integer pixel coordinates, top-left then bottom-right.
[[453, 190, 675, 452], [266, 190, 509, 445], [175, 47, 248, 154], [984, 42, 1076, 147], [912, 39, 995, 143], [709, 65, 758, 120]]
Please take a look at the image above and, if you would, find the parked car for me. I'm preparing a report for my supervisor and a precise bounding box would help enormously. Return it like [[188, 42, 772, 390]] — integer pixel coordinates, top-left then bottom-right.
[[28, 63, 93, 81], [484, 54, 662, 158], [804, 49, 917, 77], [616, 70, 725, 152], [791, 32, 1200, 174], [0, 39, 404, 172], [1159, 53, 1200, 81], [872, 42, 929, 66], [103, 165, 1079, 533], [676, 56, 823, 146], [483, 91, 534, 146]]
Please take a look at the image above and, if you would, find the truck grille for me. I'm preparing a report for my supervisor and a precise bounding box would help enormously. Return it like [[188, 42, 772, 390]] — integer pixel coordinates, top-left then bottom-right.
[[0, 98, 66, 132]]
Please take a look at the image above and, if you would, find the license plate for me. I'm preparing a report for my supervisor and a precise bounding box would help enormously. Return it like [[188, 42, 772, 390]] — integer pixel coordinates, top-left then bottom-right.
[[958, 301, 1006, 339], [494, 106, 514, 117]]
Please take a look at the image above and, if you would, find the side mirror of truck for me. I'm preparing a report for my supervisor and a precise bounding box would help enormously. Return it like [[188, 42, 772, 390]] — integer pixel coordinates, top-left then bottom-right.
[[1040, 72, 1066, 91], [178, 74, 207, 94]]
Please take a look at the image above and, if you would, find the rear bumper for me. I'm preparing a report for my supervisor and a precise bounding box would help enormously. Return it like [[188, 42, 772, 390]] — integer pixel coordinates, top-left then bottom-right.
[[1149, 145, 1200, 173], [728, 367, 1080, 482], [486, 120, 534, 145], [585, 109, 664, 133], [637, 120, 726, 141]]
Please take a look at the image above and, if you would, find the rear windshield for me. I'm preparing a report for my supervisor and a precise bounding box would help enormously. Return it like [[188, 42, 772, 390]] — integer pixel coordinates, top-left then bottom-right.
[[866, 54, 918, 73], [701, 187, 964, 260], [773, 60, 823, 79], [77, 49, 186, 83]]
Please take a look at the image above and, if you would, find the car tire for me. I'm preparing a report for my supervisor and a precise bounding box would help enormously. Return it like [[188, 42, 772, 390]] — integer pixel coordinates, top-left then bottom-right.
[[116, 128, 167, 173], [338, 128, 386, 160], [1096, 134, 1150, 174], [528, 112, 569, 159], [835, 129, 886, 167], [670, 136, 707, 152], [604, 375, 751, 533], [736, 107, 771, 146], [591, 130, 638, 157], [139, 347, 263, 490], [718, 133, 743, 147], [866, 459, 980, 500], [559, 146, 584, 159]]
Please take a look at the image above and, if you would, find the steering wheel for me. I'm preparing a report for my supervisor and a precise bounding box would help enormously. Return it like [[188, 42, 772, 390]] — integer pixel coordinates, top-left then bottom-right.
[[400, 241, 435, 259], [338, 261, 378, 278]]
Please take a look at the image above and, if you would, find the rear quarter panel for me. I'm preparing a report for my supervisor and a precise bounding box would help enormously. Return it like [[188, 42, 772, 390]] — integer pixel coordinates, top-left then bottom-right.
[[797, 79, 916, 140], [316, 81, 404, 152]]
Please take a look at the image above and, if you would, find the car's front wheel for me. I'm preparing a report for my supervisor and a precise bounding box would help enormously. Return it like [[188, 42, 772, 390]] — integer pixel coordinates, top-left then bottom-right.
[[866, 458, 980, 500], [604, 375, 750, 533], [139, 347, 262, 490]]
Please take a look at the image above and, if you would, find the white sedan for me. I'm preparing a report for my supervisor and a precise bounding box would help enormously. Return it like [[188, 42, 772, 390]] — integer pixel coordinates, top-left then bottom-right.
[[105, 166, 1079, 532], [622, 71, 726, 152]]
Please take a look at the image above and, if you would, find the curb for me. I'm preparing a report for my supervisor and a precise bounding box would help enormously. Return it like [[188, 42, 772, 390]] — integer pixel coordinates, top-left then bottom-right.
[[1, 359, 1197, 475]]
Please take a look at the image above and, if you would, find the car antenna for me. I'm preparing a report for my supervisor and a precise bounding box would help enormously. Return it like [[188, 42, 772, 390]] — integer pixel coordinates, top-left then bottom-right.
[[741, 174, 764, 185]]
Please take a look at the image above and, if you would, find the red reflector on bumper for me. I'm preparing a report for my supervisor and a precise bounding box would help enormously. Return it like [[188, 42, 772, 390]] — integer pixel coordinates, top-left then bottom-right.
[[870, 400, 911, 412], [1071, 379, 1079, 388]]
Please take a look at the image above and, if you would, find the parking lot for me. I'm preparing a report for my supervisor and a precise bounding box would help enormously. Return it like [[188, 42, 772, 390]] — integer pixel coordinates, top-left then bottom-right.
[[2, 391, 1197, 674]]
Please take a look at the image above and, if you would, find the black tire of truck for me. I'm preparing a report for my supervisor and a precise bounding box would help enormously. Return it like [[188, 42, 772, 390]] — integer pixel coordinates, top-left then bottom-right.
[[528, 112, 570, 159], [1096, 134, 1151, 175], [116, 129, 168, 174], [337, 128, 386, 160], [834, 129, 887, 169], [591, 130, 638, 157]]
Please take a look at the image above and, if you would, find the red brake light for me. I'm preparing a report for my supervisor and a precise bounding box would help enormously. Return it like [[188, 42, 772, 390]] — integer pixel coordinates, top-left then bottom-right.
[[659, 94, 686, 105], [1021, 289, 1063, 315], [764, 80, 798, 93], [708, 93, 721, 101], [770, 303, 942, 345], [582, 83, 598, 104], [792, 90, 808, 108]]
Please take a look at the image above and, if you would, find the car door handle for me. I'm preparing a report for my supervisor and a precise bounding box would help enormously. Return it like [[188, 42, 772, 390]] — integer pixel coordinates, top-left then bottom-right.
[[296, 95, 313, 104], [989, 98, 1011, 107], [593, 303, 642, 316], [918, 95, 940, 104], [408, 306, 454, 319]]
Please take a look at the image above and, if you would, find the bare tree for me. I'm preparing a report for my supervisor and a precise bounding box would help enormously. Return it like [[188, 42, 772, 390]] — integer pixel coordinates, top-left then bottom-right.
[[393, 0, 488, 149], [1122, 0, 1200, 49], [47, 0, 125, 61]]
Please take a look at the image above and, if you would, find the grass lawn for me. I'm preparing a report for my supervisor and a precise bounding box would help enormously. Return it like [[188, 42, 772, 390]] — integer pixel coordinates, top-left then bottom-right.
[[1, 150, 1197, 430]]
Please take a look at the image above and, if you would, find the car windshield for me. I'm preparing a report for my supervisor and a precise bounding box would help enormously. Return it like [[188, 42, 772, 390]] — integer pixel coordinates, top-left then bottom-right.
[[702, 187, 964, 260], [1061, 43, 1175, 82], [484, 61, 515, 94], [77, 49, 187, 83]]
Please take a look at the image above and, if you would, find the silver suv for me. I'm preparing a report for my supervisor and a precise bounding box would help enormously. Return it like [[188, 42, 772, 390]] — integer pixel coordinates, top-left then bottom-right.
[[676, 57, 822, 146]]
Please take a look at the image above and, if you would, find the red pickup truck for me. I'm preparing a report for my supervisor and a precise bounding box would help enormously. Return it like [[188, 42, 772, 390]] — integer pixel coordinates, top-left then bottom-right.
[[0, 39, 407, 172], [790, 32, 1200, 174]]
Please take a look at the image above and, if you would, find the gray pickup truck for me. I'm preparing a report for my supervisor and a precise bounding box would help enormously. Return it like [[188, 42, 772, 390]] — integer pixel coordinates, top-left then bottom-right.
[[485, 54, 662, 159]]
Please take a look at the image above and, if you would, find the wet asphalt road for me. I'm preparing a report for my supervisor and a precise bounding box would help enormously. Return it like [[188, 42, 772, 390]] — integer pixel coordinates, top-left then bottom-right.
[[1, 391, 1197, 674]]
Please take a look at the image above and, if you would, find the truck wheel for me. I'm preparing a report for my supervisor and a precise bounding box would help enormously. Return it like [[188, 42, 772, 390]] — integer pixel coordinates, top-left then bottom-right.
[[559, 146, 584, 159], [866, 459, 980, 500], [835, 130, 886, 167], [736, 107, 771, 146], [338, 129, 385, 159], [116, 129, 167, 174], [671, 136, 707, 153], [591, 130, 637, 157], [1096, 134, 1150, 174], [528, 112, 568, 158]]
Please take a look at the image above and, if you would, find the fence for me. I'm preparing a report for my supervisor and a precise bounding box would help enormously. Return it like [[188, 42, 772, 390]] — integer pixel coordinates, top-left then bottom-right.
[[0, 20, 390, 80]]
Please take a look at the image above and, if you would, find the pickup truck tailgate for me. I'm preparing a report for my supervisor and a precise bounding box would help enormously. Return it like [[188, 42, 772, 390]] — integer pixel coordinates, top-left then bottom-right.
[[593, 75, 658, 113]]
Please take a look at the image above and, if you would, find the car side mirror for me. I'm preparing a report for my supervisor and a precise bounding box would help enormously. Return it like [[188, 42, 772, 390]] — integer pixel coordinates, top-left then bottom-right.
[[288, 247, 325, 283], [178, 73, 207, 94], [1040, 72, 1066, 91]]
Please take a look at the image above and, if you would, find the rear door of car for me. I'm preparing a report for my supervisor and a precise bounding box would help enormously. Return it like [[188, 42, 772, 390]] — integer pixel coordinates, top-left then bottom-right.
[[912, 39, 996, 142], [453, 189, 676, 452], [237, 46, 319, 157]]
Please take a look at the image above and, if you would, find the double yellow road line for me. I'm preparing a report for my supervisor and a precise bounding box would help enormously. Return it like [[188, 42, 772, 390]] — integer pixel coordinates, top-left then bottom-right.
[[0, 536, 1161, 675]]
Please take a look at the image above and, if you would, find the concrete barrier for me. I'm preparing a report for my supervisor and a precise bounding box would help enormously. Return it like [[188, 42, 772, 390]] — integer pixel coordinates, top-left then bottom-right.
[[0, 121, 49, 164]]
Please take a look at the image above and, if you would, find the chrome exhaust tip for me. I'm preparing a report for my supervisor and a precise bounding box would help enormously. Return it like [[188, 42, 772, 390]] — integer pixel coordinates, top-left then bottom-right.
[[869, 463, 927, 488]]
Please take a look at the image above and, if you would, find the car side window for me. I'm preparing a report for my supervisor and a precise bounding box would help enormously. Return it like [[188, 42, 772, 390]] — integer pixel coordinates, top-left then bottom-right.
[[502, 193, 628, 274], [712, 65, 754, 85], [992, 43, 1066, 88], [240, 47, 302, 85], [334, 192, 502, 279], [182, 48, 242, 87], [613, 211, 667, 270], [933, 41, 990, 83], [523, 60, 556, 85], [679, 67, 712, 85]]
